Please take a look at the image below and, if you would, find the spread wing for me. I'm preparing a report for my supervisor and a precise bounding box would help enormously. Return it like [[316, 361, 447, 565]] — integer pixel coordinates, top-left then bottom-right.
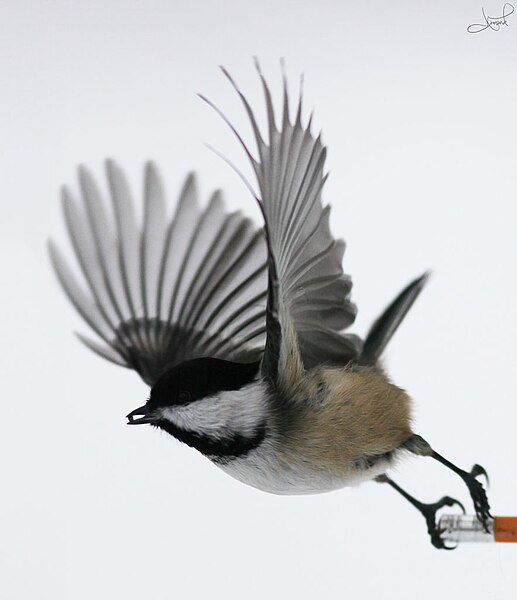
[[211, 65, 361, 383], [49, 160, 268, 386]]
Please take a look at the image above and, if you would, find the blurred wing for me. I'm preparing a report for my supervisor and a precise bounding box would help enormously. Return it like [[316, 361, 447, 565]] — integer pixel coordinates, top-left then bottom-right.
[[213, 66, 360, 383], [49, 160, 268, 386]]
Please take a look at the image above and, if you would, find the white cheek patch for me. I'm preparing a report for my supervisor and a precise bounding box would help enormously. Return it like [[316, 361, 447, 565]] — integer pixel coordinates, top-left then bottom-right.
[[160, 381, 268, 441]]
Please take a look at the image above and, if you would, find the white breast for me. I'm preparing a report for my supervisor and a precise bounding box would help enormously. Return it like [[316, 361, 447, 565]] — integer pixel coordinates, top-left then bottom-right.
[[216, 438, 395, 495]]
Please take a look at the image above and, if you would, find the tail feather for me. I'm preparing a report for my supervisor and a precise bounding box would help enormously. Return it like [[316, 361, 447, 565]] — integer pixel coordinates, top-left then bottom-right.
[[358, 272, 430, 365]]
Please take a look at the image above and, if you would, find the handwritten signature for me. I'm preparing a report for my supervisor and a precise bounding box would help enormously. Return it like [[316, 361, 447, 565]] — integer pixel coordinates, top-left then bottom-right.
[[467, 3, 514, 32]]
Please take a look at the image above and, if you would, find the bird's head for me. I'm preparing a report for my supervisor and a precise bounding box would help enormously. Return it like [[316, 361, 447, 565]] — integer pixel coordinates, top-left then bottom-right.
[[126, 357, 260, 427]]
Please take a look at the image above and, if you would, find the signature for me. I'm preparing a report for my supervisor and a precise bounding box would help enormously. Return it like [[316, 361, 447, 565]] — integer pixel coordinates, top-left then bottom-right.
[[467, 3, 514, 32]]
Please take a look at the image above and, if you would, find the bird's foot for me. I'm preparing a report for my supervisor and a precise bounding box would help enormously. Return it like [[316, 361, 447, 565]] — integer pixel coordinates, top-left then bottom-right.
[[461, 464, 493, 532], [419, 496, 466, 550]]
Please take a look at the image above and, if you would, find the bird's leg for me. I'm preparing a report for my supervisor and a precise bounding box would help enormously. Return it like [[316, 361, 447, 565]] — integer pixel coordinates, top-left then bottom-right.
[[401, 434, 493, 531], [375, 474, 465, 549], [431, 452, 492, 530]]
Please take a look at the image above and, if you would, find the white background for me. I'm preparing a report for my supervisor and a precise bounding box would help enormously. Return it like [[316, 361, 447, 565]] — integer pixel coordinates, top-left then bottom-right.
[[2, 1, 517, 598]]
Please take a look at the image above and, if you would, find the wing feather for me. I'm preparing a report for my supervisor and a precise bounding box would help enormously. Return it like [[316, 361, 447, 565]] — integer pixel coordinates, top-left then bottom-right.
[[106, 160, 140, 326], [217, 65, 359, 381], [75, 333, 127, 367], [50, 161, 268, 386], [141, 161, 167, 343]]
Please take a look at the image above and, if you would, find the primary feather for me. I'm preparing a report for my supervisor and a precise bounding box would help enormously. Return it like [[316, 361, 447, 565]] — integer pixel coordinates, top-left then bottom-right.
[[215, 63, 361, 384], [49, 160, 268, 386]]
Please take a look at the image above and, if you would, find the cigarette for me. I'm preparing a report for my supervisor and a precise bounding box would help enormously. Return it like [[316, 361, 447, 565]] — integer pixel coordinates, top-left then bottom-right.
[[438, 515, 517, 543]]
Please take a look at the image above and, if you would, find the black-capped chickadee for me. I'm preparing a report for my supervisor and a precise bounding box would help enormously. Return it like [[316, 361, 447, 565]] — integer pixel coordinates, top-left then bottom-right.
[[49, 64, 491, 549]]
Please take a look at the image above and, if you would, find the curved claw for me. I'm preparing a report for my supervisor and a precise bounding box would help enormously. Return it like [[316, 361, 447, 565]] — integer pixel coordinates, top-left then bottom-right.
[[465, 473, 493, 531], [471, 464, 490, 487], [440, 496, 466, 515], [442, 541, 458, 551], [431, 528, 457, 550], [443, 542, 458, 551], [423, 496, 465, 550]]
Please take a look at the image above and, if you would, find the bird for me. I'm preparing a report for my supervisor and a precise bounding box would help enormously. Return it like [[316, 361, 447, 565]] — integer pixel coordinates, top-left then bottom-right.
[[49, 62, 492, 549]]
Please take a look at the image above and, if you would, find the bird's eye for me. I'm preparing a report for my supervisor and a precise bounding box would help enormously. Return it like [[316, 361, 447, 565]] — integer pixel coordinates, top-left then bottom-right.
[[177, 391, 191, 403]]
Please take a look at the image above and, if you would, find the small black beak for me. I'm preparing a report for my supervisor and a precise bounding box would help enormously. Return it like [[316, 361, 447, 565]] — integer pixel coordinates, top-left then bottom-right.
[[126, 405, 154, 425]]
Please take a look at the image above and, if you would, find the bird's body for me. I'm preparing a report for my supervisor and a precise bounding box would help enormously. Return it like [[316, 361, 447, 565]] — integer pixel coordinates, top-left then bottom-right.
[[223, 365, 412, 494], [50, 61, 492, 548], [151, 361, 412, 494]]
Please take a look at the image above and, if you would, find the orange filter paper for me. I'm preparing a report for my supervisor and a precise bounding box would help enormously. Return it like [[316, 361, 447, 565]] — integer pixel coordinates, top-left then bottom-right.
[[493, 517, 517, 543]]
